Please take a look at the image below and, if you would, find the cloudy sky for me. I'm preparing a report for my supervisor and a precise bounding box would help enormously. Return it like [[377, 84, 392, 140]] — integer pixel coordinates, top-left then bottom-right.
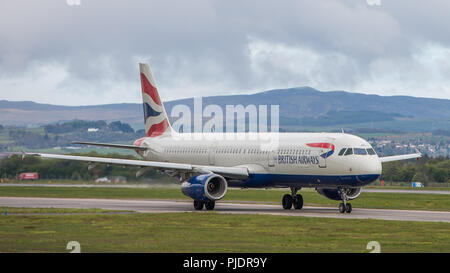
[[1, 0, 450, 105]]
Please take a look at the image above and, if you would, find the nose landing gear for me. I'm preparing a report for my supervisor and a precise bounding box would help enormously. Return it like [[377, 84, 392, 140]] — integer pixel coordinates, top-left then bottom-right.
[[282, 187, 303, 210], [338, 202, 352, 213], [338, 188, 353, 213]]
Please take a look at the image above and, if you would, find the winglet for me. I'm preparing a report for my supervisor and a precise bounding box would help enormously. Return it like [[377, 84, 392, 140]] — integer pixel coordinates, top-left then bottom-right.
[[415, 148, 422, 160]]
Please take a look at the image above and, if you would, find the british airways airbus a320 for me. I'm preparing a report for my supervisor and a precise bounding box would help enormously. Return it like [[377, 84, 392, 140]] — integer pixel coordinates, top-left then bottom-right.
[[27, 63, 421, 213]]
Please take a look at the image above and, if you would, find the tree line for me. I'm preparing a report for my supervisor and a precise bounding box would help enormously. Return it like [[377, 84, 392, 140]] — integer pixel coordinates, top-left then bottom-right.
[[0, 152, 156, 181], [381, 155, 449, 184], [2, 120, 145, 150], [1, 152, 448, 184], [44, 120, 135, 134]]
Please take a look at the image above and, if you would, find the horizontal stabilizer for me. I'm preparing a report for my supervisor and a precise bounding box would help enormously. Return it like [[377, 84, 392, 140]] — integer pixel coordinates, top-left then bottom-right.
[[72, 141, 148, 151]]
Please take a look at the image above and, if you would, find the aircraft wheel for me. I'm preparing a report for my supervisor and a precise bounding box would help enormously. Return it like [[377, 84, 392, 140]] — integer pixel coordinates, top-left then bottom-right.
[[205, 200, 215, 210], [345, 203, 352, 213], [339, 203, 346, 213], [282, 194, 293, 209], [293, 194, 303, 209], [193, 200, 204, 210]]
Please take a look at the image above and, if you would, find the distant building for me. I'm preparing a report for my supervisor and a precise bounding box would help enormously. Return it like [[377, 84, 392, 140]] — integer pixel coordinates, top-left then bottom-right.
[[87, 128, 99, 132], [110, 176, 127, 183], [65, 146, 82, 150], [94, 176, 127, 183]]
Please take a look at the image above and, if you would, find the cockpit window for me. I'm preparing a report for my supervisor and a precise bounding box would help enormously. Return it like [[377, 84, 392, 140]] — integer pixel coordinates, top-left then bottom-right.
[[354, 148, 367, 155], [366, 148, 376, 155], [344, 148, 353, 156], [338, 148, 346, 156]]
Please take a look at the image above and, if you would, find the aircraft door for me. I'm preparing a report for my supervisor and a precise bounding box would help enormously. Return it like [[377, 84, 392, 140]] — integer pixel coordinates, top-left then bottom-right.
[[318, 149, 327, 168], [268, 150, 276, 171]]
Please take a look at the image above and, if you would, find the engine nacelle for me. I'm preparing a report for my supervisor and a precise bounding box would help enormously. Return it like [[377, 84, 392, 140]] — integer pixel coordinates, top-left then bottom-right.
[[316, 187, 362, 201], [181, 173, 228, 201]]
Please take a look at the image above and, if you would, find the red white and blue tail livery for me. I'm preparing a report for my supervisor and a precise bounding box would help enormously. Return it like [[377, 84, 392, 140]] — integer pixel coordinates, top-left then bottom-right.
[[140, 63, 173, 137]]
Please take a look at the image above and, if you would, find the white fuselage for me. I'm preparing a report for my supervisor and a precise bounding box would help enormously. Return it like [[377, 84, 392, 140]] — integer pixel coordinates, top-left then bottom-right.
[[135, 132, 382, 188]]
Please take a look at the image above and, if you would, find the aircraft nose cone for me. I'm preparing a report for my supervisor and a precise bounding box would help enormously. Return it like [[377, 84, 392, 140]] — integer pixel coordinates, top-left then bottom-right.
[[365, 158, 382, 175], [370, 159, 382, 175], [354, 157, 382, 175], [356, 158, 382, 184]]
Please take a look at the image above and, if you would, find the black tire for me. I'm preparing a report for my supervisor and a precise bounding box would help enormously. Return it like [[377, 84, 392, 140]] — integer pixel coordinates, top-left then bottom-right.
[[345, 203, 352, 213], [205, 200, 215, 210], [193, 200, 204, 210], [282, 194, 293, 209], [293, 194, 303, 209], [339, 203, 345, 213]]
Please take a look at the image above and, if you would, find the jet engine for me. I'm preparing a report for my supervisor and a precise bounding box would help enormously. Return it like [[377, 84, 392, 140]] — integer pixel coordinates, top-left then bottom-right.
[[181, 173, 228, 201], [316, 187, 362, 201]]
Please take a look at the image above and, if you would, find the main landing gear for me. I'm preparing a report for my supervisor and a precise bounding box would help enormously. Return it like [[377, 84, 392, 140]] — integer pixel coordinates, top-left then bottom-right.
[[282, 187, 303, 210], [193, 200, 215, 210], [338, 188, 352, 213]]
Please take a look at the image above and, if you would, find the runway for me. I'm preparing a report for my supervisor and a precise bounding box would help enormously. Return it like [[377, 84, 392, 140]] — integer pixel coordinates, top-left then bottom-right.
[[1, 197, 449, 223], [1, 183, 449, 195], [362, 189, 450, 195]]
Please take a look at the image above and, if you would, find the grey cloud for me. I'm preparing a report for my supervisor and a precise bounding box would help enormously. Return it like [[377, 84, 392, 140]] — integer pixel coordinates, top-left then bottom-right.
[[0, 0, 449, 105]]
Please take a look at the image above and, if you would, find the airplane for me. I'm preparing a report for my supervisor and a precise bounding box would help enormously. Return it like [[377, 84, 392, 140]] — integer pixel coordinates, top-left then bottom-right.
[[26, 62, 422, 213]]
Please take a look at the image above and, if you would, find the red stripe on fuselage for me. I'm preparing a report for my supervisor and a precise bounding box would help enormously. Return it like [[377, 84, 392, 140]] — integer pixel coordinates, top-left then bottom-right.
[[140, 73, 162, 106], [146, 119, 169, 137], [306, 143, 335, 150], [133, 137, 146, 147]]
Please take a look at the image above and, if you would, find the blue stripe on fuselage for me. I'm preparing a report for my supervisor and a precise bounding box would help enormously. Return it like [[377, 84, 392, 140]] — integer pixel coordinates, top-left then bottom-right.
[[228, 173, 380, 188], [320, 150, 334, 158]]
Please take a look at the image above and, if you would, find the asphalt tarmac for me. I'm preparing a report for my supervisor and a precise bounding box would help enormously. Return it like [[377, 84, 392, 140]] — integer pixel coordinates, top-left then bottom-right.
[[1, 183, 449, 195], [1, 197, 449, 223]]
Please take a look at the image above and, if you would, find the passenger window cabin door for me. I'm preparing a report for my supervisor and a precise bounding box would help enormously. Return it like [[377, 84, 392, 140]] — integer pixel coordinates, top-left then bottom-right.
[[318, 149, 327, 168], [268, 150, 276, 171]]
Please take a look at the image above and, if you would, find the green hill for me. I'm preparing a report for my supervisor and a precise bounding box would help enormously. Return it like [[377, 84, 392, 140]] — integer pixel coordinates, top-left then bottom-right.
[[1, 87, 450, 132]]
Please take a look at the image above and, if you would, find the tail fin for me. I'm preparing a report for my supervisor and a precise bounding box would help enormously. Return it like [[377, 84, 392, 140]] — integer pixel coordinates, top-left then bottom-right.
[[139, 63, 173, 137]]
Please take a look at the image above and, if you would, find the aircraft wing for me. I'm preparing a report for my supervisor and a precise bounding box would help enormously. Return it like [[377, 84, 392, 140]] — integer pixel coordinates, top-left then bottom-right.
[[378, 152, 422, 163], [26, 152, 249, 180]]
